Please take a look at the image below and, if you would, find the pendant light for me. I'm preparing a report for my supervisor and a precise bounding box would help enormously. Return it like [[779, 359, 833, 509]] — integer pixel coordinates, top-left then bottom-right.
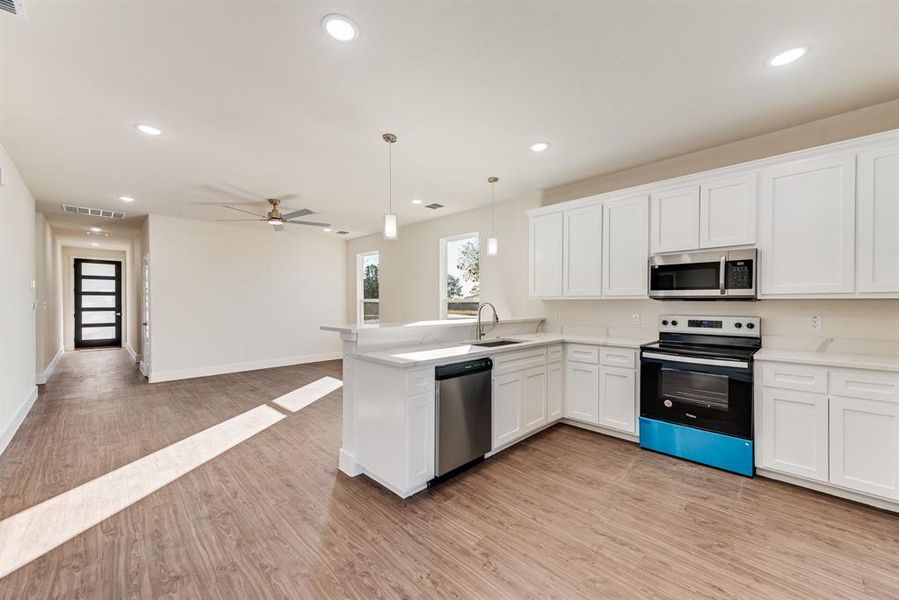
[[382, 133, 398, 240], [486, 176, 499, 255]]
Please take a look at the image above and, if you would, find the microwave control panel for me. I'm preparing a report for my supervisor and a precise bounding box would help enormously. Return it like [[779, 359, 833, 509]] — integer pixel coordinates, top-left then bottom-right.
[[726, 260, 754, 289]]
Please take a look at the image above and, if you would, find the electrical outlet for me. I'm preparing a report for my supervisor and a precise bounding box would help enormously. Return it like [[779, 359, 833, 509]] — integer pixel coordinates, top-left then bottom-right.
[[810, 315, 823, 330], [631, 313, 641, 326]]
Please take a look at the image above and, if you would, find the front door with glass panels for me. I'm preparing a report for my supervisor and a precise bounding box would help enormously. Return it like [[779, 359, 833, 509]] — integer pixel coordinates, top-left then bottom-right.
[[74, 259, 122, 348]]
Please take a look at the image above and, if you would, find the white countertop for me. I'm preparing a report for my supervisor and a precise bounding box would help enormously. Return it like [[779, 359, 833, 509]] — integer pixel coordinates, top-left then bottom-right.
[[755, 348, 899, 373], [353, 332, 655, 368], [321, 317, 545, 335]]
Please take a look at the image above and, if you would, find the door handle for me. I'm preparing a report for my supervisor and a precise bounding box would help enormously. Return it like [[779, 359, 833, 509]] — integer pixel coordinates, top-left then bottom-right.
[[115, 312, 122, 316], [142, 321, 148, 326]]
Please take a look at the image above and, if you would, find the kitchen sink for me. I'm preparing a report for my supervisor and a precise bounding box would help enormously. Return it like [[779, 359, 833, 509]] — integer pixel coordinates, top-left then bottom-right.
[[473, 339, 524, 348]]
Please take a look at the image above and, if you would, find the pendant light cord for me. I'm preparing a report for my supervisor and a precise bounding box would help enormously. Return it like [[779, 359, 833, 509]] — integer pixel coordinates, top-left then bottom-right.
[[387, 140, 393, 214], [491, 180, 495, 235]]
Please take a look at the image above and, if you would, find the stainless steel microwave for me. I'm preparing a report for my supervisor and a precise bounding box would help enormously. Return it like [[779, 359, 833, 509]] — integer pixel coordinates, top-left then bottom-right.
[[649, 249, 757, 300]]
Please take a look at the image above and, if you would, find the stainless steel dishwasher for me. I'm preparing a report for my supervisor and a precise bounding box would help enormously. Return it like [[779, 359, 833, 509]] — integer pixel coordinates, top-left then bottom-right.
[[434, 357, 493, 479]]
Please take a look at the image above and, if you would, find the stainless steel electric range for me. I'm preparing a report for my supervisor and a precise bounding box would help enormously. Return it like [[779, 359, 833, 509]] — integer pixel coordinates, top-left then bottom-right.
[[639, 315, 761, 476]]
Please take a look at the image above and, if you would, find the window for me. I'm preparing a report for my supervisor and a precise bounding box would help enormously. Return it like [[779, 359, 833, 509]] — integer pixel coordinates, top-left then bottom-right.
[[357, 251, 379, 325], [439, 233, 479, 319]]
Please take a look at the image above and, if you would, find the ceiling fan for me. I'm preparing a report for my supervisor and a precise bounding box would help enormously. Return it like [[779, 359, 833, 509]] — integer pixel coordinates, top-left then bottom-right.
[[219, 198, 330, 231]]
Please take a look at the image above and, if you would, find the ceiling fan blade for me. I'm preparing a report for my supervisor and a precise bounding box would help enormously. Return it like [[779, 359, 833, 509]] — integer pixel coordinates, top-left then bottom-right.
[[223, 205, 266, 218], [281, 208, 313, 220], [286, 220, 331, 228], [213, 218, 261, 222], [272, 223, 285, 232]]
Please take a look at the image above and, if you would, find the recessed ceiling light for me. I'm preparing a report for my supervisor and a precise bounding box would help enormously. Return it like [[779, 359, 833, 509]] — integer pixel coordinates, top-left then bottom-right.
[[119, 196, 135, 203], [322, 227, 332, 232], [768, 46, 809, 67], [530, 141, 550, 152], [135, 124, 162, 136], [90, 226, 103, 232], [90, 242, 100, 247], [411, 199, 423, 205], [322, 14, 359, 42]]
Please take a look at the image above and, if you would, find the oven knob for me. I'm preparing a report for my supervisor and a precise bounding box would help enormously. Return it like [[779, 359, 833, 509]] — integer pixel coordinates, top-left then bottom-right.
[[671, 320, 678, 326], [661, 320, 669, 326], [746, 322, 755, 329], [664, 400, 673, 408], [734, 322, 742, 329]]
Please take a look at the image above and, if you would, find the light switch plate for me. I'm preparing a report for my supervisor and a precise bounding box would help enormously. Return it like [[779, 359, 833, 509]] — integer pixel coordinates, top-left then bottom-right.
[[810, 315, 823, 330], [631, 313, 641, 326]]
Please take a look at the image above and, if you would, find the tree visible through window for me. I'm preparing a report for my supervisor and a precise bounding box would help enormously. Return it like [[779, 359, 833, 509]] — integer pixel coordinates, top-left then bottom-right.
[[442, 234, 479, 318], [358, 252, 379, 324]]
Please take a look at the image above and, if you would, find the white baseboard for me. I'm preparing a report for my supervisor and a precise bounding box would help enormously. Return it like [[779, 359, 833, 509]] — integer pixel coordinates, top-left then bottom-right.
[[36, 347, 64, 385], [561, 418, 640, 443], [339, 448, 362, 476], [149, 352, 342, 383], [124, 342, 138, 362], [757, 468, 899, 513], [139, 360, 149, 377], [0, 386, 38, 456]]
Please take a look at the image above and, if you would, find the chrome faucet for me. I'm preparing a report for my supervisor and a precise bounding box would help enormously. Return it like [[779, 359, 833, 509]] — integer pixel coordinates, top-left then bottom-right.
[[476, 302, 499, 341]]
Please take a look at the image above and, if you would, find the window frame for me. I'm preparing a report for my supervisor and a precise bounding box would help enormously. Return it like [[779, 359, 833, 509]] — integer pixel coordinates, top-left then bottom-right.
[[356, 250, 379, 325], [438, 231, 480, 320]]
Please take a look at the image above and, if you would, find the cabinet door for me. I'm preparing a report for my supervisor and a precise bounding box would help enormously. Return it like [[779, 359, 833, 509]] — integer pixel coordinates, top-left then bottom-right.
[[521, 366, 548, 433], [529, 212, 564, 298], [650, 184, 700, 253], [563, 204, 603, 297], [493, 372, 523, 448], [565, 362, 599, 424], [598, 366, 636, 434], [830, 395, 899, 500], [760, 387, 829, 481], [407, 392, 435, 487], [857, 143, 899, 294], [602, 194, 649, 297], [699, 174, 757, 248], [547, 361, 563, 421], [759, 154, 856, 295]]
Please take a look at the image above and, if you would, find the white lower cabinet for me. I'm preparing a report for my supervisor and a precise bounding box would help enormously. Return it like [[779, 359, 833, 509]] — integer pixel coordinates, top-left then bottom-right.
[[598, 366, 637, 434], [760, 386, 829, 482], [521, 366, 548, 434], [565, 362, 599, 424], [547, 360, 563, 421], [829, 395, 899, 500], [493, 372, 523, 448]]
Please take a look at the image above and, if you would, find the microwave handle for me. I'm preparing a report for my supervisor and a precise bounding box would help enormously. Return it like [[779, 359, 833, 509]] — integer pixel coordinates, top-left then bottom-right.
[[719, 255, 726, 295]]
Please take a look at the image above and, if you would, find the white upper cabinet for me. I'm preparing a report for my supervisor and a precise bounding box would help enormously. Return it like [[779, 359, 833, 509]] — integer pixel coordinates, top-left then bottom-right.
[[529, 212, 564, 298], [563, 205, 603, 297], [857, 143, 899, 294], [759, 154, 856, 296], [650, 185, 700, 253], [699, 174, 757, 248], [602, 194, 649, 297]]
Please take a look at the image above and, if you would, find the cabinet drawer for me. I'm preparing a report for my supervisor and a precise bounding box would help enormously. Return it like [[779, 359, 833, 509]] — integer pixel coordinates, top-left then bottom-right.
[[566, 344, 599, 364], [831, 369, 899, 404], [600, 347, 637, 369], [407, 368, 434, 396], [493, 348, 547, 376], [761, 362, 827, 394], [547, 345, 563, 363]]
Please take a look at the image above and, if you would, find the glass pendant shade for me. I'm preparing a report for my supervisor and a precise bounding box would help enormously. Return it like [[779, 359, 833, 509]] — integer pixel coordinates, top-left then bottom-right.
[[383, 213, 398, 240], [487, 236, 498, 256]]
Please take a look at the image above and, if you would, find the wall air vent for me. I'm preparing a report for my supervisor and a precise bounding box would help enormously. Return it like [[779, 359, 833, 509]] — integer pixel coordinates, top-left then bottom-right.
[[0, 0, 27, 18], [425, 203, 444, 210], [62, 204, 126, 219], [336, 230, 350, 235]]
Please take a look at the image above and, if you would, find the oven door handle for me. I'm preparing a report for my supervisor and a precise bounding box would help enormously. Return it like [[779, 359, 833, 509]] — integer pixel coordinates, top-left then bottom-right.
[[719, 255, 726, 295], [642, 352, 749, 369]]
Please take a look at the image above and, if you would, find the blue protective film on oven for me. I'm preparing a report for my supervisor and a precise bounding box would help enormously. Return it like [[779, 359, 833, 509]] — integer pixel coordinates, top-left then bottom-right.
[[639, 417, 754, 477]]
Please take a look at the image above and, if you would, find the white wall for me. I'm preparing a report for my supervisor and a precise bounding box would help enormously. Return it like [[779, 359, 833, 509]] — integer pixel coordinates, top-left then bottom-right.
[[344, 195, 546, 325], [0, 142, 37, 454], [35, 213, 63, 381], [147, 214, 346, 382]]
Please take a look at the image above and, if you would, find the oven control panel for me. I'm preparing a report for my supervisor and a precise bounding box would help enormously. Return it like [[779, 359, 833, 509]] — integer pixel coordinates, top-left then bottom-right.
[[658, 315, 760, 336]]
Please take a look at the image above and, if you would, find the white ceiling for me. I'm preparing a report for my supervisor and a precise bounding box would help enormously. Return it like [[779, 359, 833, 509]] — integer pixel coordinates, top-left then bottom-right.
[[2, 1, 897, 239]]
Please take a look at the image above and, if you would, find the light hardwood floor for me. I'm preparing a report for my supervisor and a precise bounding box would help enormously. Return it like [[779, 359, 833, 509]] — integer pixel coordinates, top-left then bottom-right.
[[1, 349, 897, 599]]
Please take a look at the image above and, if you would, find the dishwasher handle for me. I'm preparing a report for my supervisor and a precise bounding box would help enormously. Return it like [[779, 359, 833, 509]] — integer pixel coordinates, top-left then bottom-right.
[[435, 358, 493, 380]]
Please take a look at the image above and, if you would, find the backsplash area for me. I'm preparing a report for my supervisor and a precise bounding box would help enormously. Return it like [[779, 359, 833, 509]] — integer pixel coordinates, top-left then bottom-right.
[[543, 299, 899, 355]]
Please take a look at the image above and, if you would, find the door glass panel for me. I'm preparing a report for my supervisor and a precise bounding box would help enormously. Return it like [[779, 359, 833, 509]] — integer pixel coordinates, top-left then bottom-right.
[[82, 311, 116, 324], [82, 326, 116, 340], [651, 263, 720, 290], [661, 368, 729, 410], [81, 263, 116, 277], [82, 278, 116, 292], [82, 295, 116, 308]]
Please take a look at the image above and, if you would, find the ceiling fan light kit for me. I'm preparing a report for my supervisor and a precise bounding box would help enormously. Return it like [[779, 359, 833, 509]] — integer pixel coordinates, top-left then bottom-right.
[[382, 133, 398, 240], [487, 176, 499, 256]]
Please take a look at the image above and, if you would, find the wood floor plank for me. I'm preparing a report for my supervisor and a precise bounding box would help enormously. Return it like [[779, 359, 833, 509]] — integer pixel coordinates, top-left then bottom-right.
[[0, 349, 897, 599]]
